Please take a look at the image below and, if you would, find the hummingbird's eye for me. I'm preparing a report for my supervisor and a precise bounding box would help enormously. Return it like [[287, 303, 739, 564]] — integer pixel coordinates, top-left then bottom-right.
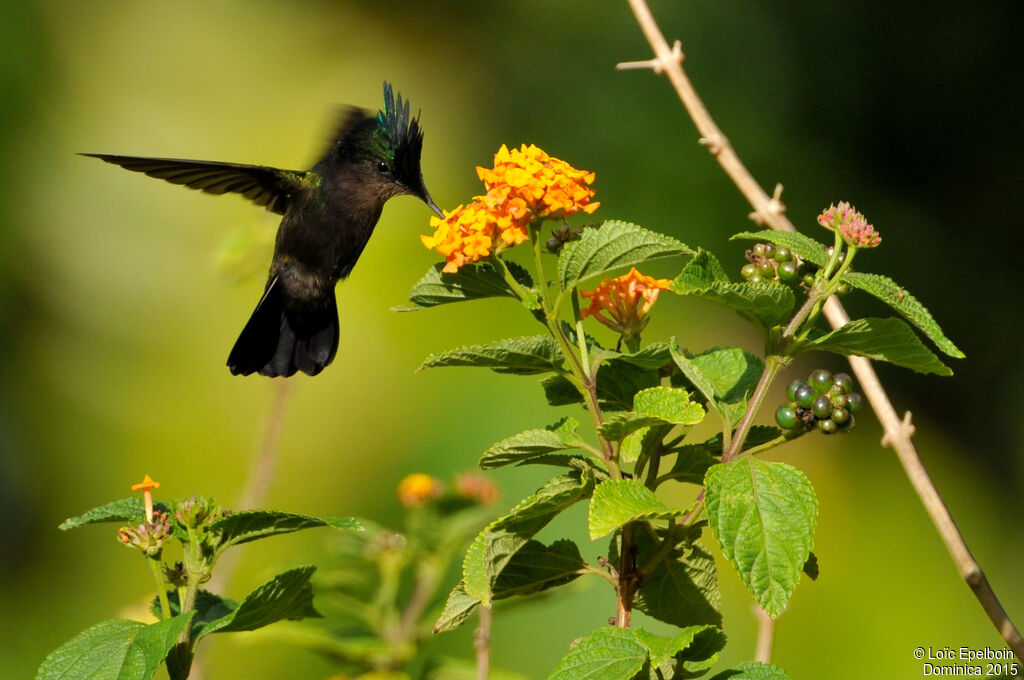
[[376, 160, 390, 174]]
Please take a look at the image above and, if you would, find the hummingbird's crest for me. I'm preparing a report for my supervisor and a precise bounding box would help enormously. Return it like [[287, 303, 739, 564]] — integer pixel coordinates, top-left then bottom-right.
[[378, 82, 426, 194]]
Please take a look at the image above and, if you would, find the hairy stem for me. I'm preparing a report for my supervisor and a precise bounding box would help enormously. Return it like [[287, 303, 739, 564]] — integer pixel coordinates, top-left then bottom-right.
[[147, 555, 171, 620], [622, 0, 1024, 661], [754, 605, 775, 664], [475, 605, 492, 680]]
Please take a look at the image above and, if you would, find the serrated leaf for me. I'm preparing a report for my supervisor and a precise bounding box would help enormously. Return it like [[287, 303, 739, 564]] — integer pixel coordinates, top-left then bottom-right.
[[705, 458, 817, 618], [544, 361, 661, 411], [674, 625, 728, 675], [843, 271, 963, 358], [36, 614, 194, 680], [435, 539, 586, 634], [433, 581, 481, 634], [558, 220, 694, 290], [547, 626, 649, 680], [671, 343, 764, 427], [629, 528, 721, 628], [673, 249, 731, 290], [588, 479, 682, 539], [196, 566, 320, 640], [59, 497, 151, 530], [464, 472, 594, 606], [633, 625, 717, 669], [671, 279, 795, 329], [151, 589, 234, 638], [400, 261, 534, 310], [634, 386, 706, 425], [731, 230, 829, 267], [604, 342, 674, 371], [599, 413, 673, 442], [420, 335, 564, 375], [493, 538, 585, 598], [479, 418, 588, 469], [803, 317, 951, 375], [209, 511, 359, 555], [711, 661, 794, 680]]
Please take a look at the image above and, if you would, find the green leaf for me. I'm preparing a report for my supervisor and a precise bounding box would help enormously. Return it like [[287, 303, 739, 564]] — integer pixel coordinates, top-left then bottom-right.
[[673, 249, 732, 289], [543, 361, 661, 412], [419, 335, 564, 375], [843, 271, 963, 358], [633, 386, 706, 425], [711, 661, 794, 680], [674, 626, 728, 676], [588, 479, 682, 539], [479, 417, 588, 469], [59, 497, 150, 530], [671, 343, 764, 427], [598, 413, 672, 442], [671, 279, 795, 329], [731, 230, 829, 267], [629, 528, 721, 628], [210, 511, 359, 555], [547, 626, 649, 680], [196, 566, 320, 640], [558, 220, 694, 290], [605, 342, 674, 371], [493, 539, 586, 599], [705, 458, 817, 618], [36, 614, 194, 680], [803, 317, 951, 375], [464, 471, 594, 606], [399, 261, 533, 310], [433, 581, 481, 634], [633, 625, 718, 672]]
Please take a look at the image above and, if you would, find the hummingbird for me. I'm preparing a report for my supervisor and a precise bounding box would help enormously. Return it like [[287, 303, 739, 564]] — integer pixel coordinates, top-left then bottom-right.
[[84, 82, 442, 378]]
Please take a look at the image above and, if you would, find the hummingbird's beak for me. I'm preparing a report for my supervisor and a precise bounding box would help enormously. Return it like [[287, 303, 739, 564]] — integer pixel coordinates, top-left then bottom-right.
[[423, 192, 444, 219]]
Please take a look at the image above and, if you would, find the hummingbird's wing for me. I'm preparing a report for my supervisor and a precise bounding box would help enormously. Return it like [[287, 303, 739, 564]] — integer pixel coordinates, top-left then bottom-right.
[[81, 154, 313, 215]]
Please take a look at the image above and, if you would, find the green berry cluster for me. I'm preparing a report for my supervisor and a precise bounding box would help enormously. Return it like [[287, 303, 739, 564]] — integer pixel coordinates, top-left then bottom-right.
[[775, 369, 863, 435], [740, 243, 852, 293]]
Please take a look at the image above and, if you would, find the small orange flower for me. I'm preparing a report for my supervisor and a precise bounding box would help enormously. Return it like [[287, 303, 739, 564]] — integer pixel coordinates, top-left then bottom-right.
[[131, 474, 160, 523], [453, 472, 501, 505], [396, 473, 443, 509], [580, 268, 672, 338], [421, 144, 598, 272]]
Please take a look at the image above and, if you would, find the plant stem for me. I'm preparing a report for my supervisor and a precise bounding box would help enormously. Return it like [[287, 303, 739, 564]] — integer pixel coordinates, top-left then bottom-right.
[[622, 0, 1024, 661], [722, 356, 785, 463], [475, 605, 492, 680], [147, 555, 171, 620], [753, 605, 775, 664]]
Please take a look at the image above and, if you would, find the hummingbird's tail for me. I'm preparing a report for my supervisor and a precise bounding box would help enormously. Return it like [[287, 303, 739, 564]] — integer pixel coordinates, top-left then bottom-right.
[[227, 276, 339, 377]]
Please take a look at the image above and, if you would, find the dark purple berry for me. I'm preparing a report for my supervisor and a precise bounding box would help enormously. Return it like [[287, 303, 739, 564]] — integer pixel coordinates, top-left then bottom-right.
[[794, 384, 816, 408], [812, 395, 833, 419], [832, 373, 853, 393], [846, 392, 863, 413]]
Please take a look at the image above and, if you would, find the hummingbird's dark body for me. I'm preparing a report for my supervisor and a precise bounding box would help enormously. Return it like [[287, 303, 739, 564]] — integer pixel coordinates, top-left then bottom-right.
[[84, 83, 441, 377]]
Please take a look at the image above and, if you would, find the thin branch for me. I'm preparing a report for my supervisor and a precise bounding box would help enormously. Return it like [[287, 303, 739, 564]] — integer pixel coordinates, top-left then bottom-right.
[[208, 379, 294, 594], [623, 0, 1024, 663]]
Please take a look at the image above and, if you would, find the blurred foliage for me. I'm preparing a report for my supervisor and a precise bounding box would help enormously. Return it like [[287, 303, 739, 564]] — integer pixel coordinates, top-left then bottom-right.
[[2, 1, 1022, 679]]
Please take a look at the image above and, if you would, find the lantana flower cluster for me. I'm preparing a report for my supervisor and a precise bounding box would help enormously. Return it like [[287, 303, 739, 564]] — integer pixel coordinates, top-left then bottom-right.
[[581, 267, 672, 338], [421, 144, 599, 272], [817, 201, 881, 248]]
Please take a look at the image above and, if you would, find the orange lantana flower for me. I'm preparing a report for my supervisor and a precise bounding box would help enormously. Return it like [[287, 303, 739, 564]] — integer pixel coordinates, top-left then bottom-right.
[[580, 268, 672, 338], [421, 144, 598, 272]]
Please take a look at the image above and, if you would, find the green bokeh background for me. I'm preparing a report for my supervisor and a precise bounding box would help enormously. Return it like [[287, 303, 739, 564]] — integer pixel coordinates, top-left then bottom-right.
[[3, 1, 1022, 678]]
